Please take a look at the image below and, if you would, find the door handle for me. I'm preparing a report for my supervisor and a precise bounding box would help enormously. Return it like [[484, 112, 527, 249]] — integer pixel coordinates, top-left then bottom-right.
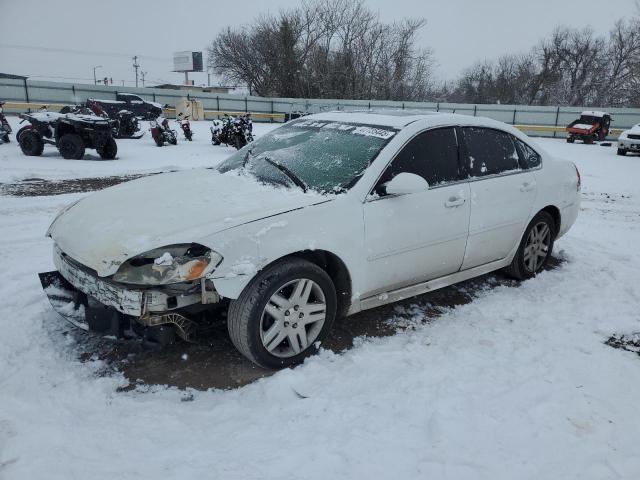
[[520, 181, 536, 192], [445, 196, 466, 208]]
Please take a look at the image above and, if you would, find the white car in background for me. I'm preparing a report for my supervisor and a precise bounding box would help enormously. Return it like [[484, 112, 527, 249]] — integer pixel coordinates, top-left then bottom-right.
[[617, 124, 640, 155], [41, 111, 581, 369]]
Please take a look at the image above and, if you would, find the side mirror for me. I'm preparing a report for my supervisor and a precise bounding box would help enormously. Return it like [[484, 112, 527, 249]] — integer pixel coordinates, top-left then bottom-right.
[[383, 172, 429, 196]]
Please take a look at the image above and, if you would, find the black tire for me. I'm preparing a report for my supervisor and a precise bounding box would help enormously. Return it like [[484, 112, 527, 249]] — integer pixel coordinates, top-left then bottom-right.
[[227, 258, 337, 369], [168, 134, 177, 146], [212, 136, 221, 146], [617, 148, 627, 156], [154, 135, 164, 147], [566, 137, 575, 144], [16, 126, 31, 143], [58, 134, 85, 159], [233, 135, 246, 150], [19, 130, 44, 156], [584, 136, 594, 145], [2, 134, 9, 143], [504, 211, 556, 280], [97, 137, 117, 160]]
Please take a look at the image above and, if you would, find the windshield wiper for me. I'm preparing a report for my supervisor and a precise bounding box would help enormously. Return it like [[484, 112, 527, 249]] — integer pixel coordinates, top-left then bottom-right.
[[263, 157, 308, 193], [241, 148, 253, 168]]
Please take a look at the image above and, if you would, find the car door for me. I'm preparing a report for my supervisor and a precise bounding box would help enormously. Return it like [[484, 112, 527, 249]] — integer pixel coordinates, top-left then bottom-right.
[[362, 127, 471, 296], [460, 127, 538, 270]]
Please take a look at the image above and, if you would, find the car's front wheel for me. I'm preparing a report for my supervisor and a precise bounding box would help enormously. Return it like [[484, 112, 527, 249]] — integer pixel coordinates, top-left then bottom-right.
[[504, 211, 556, 280], [617, 148, 627, 156], [227, 258, 337, 369]]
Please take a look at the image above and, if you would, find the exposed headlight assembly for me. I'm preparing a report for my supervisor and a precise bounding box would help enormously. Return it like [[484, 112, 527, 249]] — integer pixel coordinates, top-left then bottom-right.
[[112, 243, 223, 286]]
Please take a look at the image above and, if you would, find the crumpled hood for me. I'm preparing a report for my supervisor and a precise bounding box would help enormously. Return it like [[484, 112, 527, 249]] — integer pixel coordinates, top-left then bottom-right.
[[49, 169, 327, 276]]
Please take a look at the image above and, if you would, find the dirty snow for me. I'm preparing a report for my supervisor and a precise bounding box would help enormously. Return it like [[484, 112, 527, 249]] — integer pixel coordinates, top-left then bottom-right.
[[0, 121, 640, 479]]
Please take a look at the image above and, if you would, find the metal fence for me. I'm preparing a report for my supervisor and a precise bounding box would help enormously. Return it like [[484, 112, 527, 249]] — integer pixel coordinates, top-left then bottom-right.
[[3, 77, 640, 137]]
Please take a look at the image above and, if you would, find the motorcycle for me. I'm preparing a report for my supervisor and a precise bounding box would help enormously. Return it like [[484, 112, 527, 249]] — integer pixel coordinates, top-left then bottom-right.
[[150, 117, 177, 147], [177, 113, 193, 141], [0, 102, 12, 144], [210, 114, 253, 150], [113, 109, 143, 139]]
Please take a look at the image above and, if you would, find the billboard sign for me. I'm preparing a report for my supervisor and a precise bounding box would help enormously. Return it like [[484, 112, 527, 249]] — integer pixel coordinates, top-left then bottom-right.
[[173, 51, 203, 72]]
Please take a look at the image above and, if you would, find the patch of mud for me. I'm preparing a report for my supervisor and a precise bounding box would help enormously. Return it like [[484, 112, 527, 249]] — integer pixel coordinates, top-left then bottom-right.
[[605, 333, 640, 357], [0, 173, 160, 197]]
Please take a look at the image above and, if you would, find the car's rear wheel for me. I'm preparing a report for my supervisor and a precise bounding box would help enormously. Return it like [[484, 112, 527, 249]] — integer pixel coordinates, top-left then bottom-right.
[[566, 137, 575, 143], [97, 137, 117, 160], [227, 258, 337, 369], [19, 130, 44, 156], [504, 211, 556, 280], [58, 133, 85, 159]]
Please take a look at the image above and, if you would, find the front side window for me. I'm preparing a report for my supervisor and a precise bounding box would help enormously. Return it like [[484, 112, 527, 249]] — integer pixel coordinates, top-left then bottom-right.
[[377, 127, 461, 188], [217, 120, 397, 193], [462, 127, 520, 177]]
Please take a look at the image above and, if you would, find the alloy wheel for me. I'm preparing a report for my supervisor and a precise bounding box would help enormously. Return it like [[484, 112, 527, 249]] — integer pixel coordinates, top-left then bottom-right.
[[523, 221, 551, 273], [260, 278, 327, 358]]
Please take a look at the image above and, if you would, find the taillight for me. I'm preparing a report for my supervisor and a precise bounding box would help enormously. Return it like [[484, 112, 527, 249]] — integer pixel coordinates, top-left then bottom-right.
[[574, 164, 581, 191]]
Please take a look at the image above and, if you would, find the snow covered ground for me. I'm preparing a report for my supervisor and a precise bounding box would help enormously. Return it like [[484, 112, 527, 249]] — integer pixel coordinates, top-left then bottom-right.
[[1, 118, 640, 479]]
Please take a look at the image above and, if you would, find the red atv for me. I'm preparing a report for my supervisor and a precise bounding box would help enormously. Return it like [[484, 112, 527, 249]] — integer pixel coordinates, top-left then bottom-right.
[[566, 111, 611, 144]]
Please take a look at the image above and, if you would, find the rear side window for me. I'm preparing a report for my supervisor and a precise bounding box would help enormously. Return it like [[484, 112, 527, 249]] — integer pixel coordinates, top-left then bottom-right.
[[462, 127, 520, 177], [379, 127, 461, 187], [514, 138, 542, 169]]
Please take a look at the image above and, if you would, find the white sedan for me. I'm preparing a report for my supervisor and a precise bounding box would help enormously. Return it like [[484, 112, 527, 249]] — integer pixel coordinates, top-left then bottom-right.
[[41, 111, 581, 369], [617, 123, 640, 155]]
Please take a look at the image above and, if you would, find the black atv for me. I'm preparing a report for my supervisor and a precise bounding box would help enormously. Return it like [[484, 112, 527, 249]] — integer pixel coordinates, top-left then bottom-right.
[[17, 112, 118, 160], [60, 102, 143, 139]]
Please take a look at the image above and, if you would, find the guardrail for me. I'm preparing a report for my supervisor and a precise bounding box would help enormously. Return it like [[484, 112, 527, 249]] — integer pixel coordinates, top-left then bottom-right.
[[514, 124, 624, 136], [1, 101, 623, 138]]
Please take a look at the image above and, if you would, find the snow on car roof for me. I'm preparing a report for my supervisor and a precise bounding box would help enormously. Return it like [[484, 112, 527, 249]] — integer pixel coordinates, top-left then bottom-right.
[[581, 110, 608, 118], [306, 110, 512, 130]]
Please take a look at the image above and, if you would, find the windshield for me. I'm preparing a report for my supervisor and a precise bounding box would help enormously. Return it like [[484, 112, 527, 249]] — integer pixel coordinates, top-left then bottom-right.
[[217, 119, 397, 193], [578, 115, 601, 124]]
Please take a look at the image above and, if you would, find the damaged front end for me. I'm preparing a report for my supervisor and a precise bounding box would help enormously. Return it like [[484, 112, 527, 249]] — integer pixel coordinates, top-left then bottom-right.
[[40, 244, 222, 346]]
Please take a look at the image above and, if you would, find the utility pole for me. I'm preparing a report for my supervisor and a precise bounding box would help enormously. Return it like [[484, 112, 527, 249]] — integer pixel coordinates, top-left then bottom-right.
[[140, 71, 147, 87], [132, 56, 140, 88], [92, 65, 102, 85]]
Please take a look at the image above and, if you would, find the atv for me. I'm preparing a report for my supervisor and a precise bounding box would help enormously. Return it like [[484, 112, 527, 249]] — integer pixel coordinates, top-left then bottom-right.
[[566, 111, 612, 144], [0, 101, 11, 144], [60, 101, 143, 139], [17, 111, 118, 160]]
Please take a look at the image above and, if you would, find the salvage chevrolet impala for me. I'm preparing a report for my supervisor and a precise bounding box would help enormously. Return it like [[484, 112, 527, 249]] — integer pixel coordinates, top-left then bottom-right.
[[40, 112, 581, 369]]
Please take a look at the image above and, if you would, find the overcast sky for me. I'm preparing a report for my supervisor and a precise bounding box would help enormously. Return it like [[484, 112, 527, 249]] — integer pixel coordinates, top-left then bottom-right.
[[0, 0, 634, 88]]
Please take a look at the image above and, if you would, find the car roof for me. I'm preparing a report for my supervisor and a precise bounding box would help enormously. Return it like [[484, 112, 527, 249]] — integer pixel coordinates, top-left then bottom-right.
[[581, 110, 609, 118], [304, 110, 515, 131]]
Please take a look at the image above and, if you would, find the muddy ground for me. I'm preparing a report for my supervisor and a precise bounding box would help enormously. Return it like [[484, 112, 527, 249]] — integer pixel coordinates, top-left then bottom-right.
[[6, 175, 563, 391]]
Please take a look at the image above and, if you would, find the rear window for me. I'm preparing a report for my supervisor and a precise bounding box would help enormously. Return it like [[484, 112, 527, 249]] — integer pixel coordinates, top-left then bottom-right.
[[514, 138, 541, 169], [462, 127, 520, 177]]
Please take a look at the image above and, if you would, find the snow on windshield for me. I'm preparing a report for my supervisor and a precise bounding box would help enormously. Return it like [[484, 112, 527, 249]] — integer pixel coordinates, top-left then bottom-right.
[[218, 121, 397, 193]]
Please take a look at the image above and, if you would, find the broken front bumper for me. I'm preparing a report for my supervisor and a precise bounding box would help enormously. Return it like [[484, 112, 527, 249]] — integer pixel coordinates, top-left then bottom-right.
[[40, 245, 210, 341]]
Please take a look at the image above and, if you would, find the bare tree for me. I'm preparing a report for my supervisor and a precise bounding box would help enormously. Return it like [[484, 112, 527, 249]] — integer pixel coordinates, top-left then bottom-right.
[[207, 0, 436, 101]]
